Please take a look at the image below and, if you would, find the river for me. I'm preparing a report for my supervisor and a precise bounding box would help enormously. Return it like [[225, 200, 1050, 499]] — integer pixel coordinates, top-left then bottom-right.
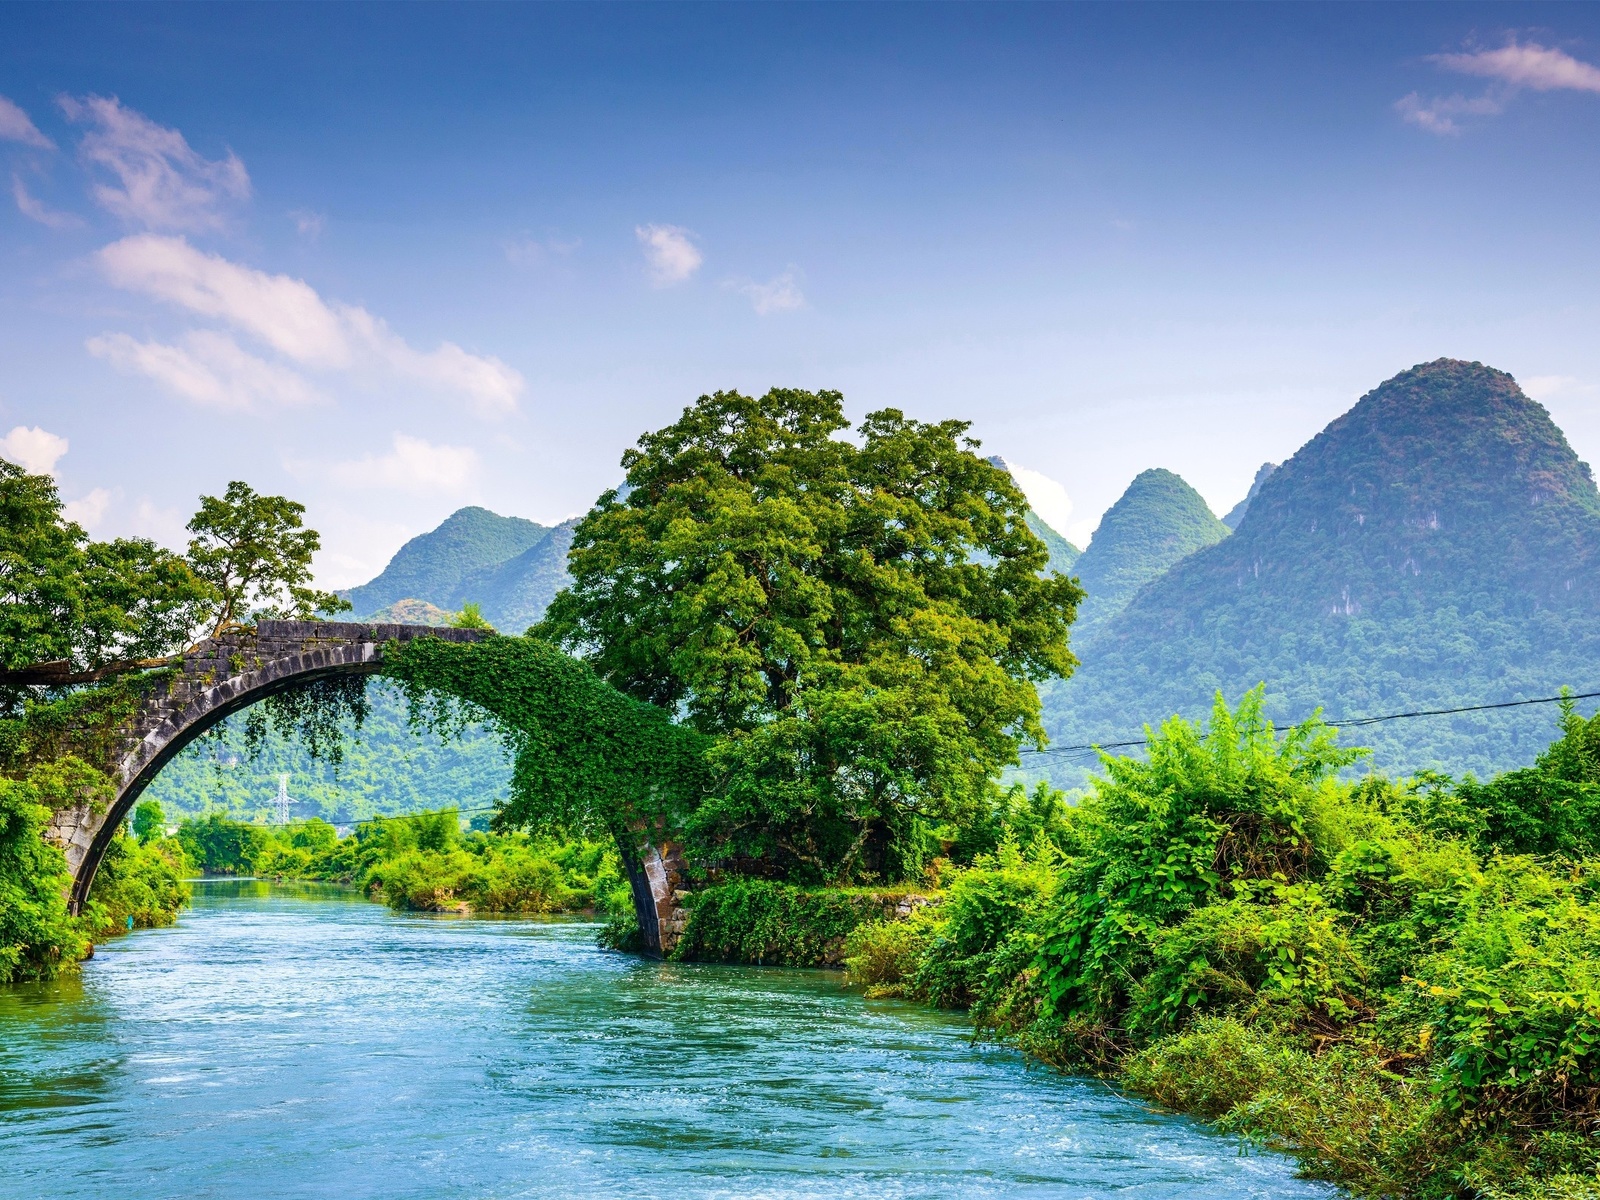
[[1, 881, 1339, 1199]]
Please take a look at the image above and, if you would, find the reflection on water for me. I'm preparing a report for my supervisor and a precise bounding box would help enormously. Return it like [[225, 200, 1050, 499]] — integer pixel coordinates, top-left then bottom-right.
[[0, 885, 1340, 1199]]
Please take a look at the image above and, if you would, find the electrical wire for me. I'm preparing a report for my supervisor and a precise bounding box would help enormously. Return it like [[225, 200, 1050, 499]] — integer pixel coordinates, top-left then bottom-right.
[[1019, 688, 1600, 759]]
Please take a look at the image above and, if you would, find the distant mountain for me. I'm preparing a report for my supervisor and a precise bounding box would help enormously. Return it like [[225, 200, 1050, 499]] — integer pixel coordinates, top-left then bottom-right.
[[1222, 462, 1278, 530], [1041, 359, 1600, 783], [344, 507, 549, 617], [365, 598, 455, 626], [1070, 468, 1230, 646], [457, 518, 579, 634]]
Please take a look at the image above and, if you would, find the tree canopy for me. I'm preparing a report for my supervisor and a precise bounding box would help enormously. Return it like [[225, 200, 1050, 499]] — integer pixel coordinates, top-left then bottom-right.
[[538, 388, 1082, 880], [0, 460, 346, 701], [0, 458, 210, 689], [187, 480, 347, 637]]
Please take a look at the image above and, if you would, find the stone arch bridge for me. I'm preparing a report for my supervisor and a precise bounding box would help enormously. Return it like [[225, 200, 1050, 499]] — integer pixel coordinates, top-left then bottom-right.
[[44, 621, 687, 954]]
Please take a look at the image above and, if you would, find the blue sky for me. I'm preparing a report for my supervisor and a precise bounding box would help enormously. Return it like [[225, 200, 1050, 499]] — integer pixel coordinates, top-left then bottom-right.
[[3, 3, 1598, 586]]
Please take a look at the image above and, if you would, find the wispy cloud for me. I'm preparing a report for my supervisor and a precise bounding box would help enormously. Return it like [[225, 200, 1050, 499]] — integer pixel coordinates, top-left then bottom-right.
[[1394, 91, 1505, 135], [503, 233, 580, 268], [0, 425, 69, 474], [1434, 42, 1600, 93], [730, 268, 806, 315], [1400, 39, 1600, 135], [11, 174, 82, 228], [95, 234, 523, 415], [636, 223, 702, 286], [62, 487, 111, 530], [59, 94, 249, 230], [0, 95, 54, 149], [325, 433, 478, 492], [289, 208, 326, 239], [87, 329, 324, 411]]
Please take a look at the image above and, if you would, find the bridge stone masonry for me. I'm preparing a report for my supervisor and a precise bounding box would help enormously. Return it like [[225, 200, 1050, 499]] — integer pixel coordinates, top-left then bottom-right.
[[44, 619, 689, 953]]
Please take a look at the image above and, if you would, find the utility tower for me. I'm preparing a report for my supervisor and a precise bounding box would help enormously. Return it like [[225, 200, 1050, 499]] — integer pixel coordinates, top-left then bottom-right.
[[275, 774, 292, 825]]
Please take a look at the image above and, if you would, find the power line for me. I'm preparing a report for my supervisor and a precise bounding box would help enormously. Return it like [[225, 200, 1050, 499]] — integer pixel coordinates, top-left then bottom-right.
[[1019, 688, 1600, 760]]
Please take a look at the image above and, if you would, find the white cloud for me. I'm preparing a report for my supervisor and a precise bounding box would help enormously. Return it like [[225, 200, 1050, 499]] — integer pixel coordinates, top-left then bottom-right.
[[59, 94, 249, 231], [1434, 41, 1600, 93], [1005, 462, 1076, 539], [11, 175, 82, 228], [0, 425, 69, 474], [326, 433, 478, 492], [96, 234, 523, 415], [1395, 91, 1505, 135], [87, 329, 322, 411], [289, 208, 326, 239], [636, 223, 702, 286], [0, 95, 54, 149], [731, 269, 806, 315], [1401, 40, 1600, 135], [62, 487, 111, 530]]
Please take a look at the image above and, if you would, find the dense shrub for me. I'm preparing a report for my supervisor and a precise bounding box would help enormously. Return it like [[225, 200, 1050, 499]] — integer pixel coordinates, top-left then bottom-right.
[[0, 759, 97, 981], [83, 834, 190, 938], [672, 879, 904, 966]]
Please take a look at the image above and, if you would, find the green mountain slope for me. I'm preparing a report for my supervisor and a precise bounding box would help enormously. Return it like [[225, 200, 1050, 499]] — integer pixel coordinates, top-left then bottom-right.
[[1041, 359, 1600, 783], [458, 518, 578, 633], [1070, 468, 1230, 645], [345, 507, 549, 617]]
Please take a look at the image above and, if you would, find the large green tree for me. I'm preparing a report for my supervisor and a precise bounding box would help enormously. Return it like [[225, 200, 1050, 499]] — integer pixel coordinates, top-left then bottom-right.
[[538, 388, 1082, 880]]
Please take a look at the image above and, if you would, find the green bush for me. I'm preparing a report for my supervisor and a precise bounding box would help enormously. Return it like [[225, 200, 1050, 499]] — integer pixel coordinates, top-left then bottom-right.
[[671, 879, 894, 966], [0, 760, 95, 981], [843, 913, 938, 997], [83, 834, 190, 938]]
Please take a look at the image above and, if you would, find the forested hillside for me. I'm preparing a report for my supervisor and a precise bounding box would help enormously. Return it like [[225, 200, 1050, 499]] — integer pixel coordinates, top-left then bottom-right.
[[1040, 359, 1600, 782], [143, 681, 512, 825], [1067, 467, 1229, 646], [344, 506, 550, 616]]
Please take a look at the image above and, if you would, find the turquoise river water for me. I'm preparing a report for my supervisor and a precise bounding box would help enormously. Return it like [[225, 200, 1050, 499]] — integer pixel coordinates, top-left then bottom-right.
[[0, 881, 1341, 1199]]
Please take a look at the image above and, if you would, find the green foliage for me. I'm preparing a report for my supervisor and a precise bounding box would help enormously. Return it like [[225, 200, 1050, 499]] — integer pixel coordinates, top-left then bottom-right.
[[178, 811, 273, 874], [176, 807, 618, 918], [82, 834, 190, 938], [671, 879, 904, 966], [450, 601, 494, 631], [539, 387, 1081, 881], [1022, 510, 1080, 574], [0, 456, 208, 692], [186, 479, 348, 635], [1452, 695, 1600, 856], [382, 634, 710, 842], [1029, 687, 1359, 1037], [1045, 359, 1600, 786], [131, 799, 164, 844], [0, 760, 92, 982]]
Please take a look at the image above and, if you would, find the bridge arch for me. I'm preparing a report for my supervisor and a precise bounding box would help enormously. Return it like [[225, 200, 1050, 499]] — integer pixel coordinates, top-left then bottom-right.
[[46, 621, 695, 955]]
